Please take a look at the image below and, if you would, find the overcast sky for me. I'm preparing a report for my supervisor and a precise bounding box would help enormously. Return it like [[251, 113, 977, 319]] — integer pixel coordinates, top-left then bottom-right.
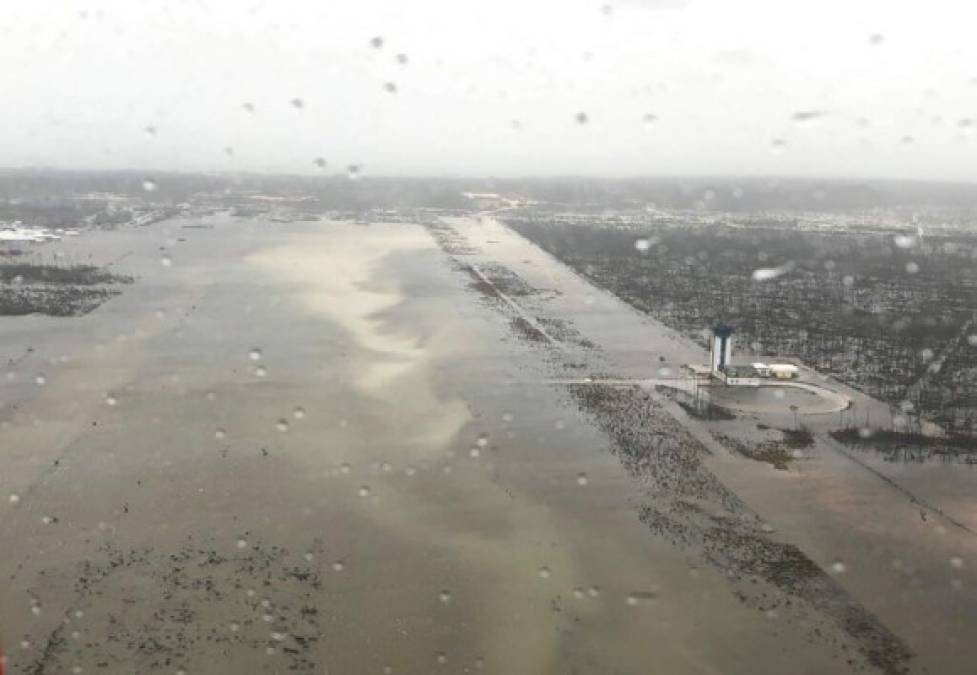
[[2, 0, 976, 179]]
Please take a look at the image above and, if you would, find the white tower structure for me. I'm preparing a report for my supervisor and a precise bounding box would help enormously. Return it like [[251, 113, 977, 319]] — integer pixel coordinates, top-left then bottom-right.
[[710, 325, 733, 373]]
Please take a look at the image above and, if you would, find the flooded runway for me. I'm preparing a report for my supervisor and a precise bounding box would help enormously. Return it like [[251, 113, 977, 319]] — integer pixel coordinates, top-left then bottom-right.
[[0, 214, 973, 674]]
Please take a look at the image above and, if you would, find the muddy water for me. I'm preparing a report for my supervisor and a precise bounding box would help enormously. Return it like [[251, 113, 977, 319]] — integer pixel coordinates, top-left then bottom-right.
[[444, 214, 977, 675], [0, 216, 913, 673]]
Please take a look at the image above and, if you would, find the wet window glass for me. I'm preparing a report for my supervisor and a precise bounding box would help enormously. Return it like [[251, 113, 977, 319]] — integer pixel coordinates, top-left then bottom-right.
[[0, 2, 974, 674]]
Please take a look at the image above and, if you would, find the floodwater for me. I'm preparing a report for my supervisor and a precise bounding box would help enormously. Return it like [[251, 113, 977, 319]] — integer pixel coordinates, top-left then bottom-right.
[[0, 213, 974, 674]]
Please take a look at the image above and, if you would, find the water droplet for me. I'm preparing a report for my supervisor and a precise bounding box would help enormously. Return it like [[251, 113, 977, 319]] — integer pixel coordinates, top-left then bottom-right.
[[752, 262, 794, 282], [41, 515, 54, 525], [255, 366, 267, 377], [600, 4, 614, 16], [830, 561, 846, 574], [438, 590, 452, 603], [293, 407, 306, 419], [262, 613, 274, 622], [538, 566, 551, 579], [575, 112, 589, 125], [32, 605, 42, 616], [9, 493, 21, 505], [502, 411, 514, 422], [237, 539, 248, 549], [265, 646, 276, 655], [905, 261, 919, 274], [576, 473, 589, 486], [313, 157, 327, 170], [142, 179, 158, 192], [626, 590, 658, 606], [396, 53, 408, 65], [347, 164, 362, 180], [383, 82, 397, 94], [900, 135, 914, 146], [332, 560, 345, 571], [290, 98, 304, 109], [229, 622, 240, 632], [791, 110, 824, 126], [770, 138, 787, 154], [587, 586, 600, 597], [270, 631, 285, 641], [634, 238, 652, 252], [215, 428, 226, 440], [358, 486, 370, 497], [510, 119, 522, 131], [35, 374, 46, 386], [950, 556, 964, 569], [160, 255, 172, 267], [573, 587, 585, 599], [105, 395, 117, 406], [276, 419, 289, 432], [370, 36, 384, 49], [436, 652, 448, 665], [642, 113, 658, 128], [474, 658, 485, 670], [340, 462, 351, 474], [243, 102, 255, 113], [894, 234, 917, 249], [869, 33, 884, 45], [144, 125, 157, 137], [469, 447, 480, 458], [966, 335, 977, 347]]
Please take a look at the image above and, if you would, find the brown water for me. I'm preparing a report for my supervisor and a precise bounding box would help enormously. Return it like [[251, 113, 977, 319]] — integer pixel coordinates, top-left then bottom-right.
[[0, 214, 972, 674]]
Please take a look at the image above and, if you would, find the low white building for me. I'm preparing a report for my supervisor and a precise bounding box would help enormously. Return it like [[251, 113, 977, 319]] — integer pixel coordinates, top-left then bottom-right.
[[769, 363, 800, 379]]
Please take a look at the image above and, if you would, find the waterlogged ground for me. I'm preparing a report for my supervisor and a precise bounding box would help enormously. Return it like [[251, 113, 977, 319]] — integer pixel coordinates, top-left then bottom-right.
[[0, 213, 973, 674]]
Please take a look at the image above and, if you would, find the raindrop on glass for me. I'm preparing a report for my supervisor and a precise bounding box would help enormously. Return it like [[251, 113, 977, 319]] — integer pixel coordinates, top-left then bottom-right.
[[142, 178, 158, 192], [576, 473, 589, 486], [575, 112, 589, 125]]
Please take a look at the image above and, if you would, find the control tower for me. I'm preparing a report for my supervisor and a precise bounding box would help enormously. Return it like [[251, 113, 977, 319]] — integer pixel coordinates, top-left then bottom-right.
[[710, 325, 733, 373]]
